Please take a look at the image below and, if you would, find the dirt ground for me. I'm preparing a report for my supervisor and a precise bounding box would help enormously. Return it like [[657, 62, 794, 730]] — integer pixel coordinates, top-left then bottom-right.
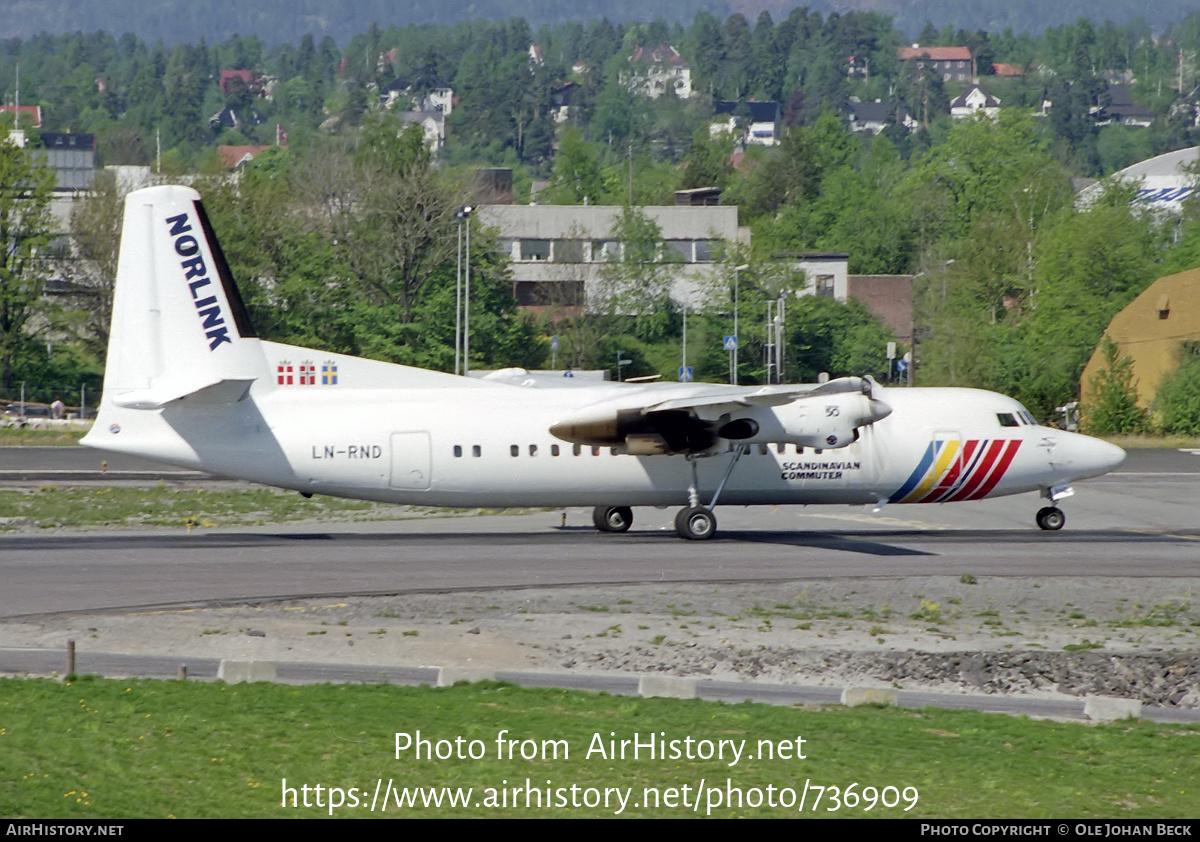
[[4, 575, 1197, 704]]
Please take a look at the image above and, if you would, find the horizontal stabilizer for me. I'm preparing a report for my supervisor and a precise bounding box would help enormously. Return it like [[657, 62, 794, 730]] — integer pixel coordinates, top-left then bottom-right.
[[112, 378, 255, 410]]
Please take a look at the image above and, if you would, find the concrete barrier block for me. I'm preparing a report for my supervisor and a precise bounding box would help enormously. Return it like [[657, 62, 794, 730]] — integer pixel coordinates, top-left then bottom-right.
[[1084, 696, 1142, 722], [841, 686, 897, 707], [437, 667, 496, 686], [217, 660, 277, 684], [639, 675, 697, 699]]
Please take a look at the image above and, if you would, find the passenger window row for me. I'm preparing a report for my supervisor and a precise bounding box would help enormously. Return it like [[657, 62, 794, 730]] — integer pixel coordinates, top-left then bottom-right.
[[451, 442, 815, 457]]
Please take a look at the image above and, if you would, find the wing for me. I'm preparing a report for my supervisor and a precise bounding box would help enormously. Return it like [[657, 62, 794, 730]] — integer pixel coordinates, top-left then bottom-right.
[[549, 376, 892, 455]]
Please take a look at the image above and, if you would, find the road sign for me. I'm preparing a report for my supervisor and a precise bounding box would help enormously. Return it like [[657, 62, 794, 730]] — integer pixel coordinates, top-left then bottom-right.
[[678, 366, 693, 382], [550, 336, 559, 352], [723, 335, 738, 351]]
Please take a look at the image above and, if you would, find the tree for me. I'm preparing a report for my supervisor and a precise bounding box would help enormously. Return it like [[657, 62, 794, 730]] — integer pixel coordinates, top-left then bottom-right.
[[679, 130, 730, 189], [787, 295, 896, 383], [902, 110, 1069, 244], [597, 206, 678, 343], [546, 129, 602, 203], [0, 134, 56, 394], [204, 121, 540, 373], [1084, 335, 1146, 434], [1020, 200, 1155, 413], [342, 116, 461, 325], [69, 169, 128, 357]]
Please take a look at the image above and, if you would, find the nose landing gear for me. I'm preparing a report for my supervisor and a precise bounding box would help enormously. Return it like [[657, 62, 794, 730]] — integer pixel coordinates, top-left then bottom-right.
[[1036, 506, 1065, 531]]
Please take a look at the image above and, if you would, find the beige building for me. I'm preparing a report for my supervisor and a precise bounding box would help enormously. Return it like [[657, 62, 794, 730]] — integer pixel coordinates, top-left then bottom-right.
[[1081, 267, 1200, 409], [476, 195, 913, 344], [477, 203, 745, 310]]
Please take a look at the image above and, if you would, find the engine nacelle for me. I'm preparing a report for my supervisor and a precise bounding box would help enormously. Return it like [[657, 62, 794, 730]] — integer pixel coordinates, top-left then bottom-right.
[[549, 387, 891, 454], [718, 391, 891, 449]]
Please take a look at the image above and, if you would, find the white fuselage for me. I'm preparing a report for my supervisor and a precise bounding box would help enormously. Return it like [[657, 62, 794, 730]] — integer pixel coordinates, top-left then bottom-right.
[[85, 342, 1125, 512]]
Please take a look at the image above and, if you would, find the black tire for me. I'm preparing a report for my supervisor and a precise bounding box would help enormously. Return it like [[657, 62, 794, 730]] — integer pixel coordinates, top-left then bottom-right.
[[592, 505, 633, 533], [1036, 506, 1065, 531], [674, 506, 717, 540]]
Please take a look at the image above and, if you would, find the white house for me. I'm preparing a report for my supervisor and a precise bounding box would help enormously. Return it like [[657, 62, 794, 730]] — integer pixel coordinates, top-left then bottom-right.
[[622, 45, 693, 100], [709, 101, 781, 146], [950, 84, 1001, 119]]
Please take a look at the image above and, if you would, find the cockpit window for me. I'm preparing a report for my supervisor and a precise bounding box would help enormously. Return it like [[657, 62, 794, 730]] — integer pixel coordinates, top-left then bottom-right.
[[997, 412, 1020, 427]]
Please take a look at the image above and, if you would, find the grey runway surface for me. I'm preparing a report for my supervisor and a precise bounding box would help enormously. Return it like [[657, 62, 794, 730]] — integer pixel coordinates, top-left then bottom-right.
[[1, 448, 1199, 619]]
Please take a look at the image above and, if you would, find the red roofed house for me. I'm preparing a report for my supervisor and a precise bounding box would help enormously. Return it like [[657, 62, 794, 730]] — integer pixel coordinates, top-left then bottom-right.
[[897, 45, 974, 83], [217, 144, 272, 169], [0, 104, 42, 128], [991, 63, 1025, 77], [219, 69, 258, 94]]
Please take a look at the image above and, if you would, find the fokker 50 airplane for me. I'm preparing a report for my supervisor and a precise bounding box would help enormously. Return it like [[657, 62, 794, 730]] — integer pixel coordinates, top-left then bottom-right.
[[82, 186, 1127, 539]]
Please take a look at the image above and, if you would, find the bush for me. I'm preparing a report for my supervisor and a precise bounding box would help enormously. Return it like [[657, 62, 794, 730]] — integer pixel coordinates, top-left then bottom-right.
[[1084, 335, 1146, 435], [1154, 342, 1200, 436]]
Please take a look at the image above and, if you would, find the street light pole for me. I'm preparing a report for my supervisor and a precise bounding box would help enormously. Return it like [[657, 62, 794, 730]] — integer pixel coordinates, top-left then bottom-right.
[[455, 205, 475, 376], [732, 263, 748, 385], [464, 213, 472, 376], [455, 221, 462, 375]]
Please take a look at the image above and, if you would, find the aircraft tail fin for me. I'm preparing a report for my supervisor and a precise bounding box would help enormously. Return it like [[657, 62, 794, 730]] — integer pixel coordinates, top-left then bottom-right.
[[96, 185, 266, 410]]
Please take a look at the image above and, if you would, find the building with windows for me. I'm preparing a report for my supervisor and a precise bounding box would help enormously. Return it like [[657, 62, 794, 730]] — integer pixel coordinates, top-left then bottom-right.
[[476, 181, 911, 342], [710, 100, 782, 146], [476, 202, 745, 310], [950, 84, 1001, 119], [1076, 146, 1198, 214], [621, 44, 693, 100], [897, 45, 974, 83]]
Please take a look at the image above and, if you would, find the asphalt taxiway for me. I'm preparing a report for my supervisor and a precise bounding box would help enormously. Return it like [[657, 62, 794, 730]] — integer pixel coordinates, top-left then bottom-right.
[[1, 449, 1198, 619]]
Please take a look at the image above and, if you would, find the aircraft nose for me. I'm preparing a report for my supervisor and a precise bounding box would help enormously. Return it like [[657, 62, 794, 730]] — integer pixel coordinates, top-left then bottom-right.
[[1094, 438, 1127, 473], [1054, 433, 1126, 479]]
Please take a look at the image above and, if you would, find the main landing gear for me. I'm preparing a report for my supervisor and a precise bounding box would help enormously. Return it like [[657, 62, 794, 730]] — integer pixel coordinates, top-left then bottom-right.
[[672, 445, 746, 540], [674, 505, 717, 540], [592, 505, 633, 533], [1036, 506, 1065, 531], [593, 445, 747, 541]]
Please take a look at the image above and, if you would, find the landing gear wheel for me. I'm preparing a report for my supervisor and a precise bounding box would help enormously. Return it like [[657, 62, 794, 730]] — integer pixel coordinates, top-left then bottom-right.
[[674, 506, 717, 540], [1036, 506, 1065, 531], [593, 505, 633, 533]]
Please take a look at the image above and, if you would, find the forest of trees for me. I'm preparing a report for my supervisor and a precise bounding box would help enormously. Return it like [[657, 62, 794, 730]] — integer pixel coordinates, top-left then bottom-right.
[[5, 10, 1200, 432], [4, 0, 1200, 45]]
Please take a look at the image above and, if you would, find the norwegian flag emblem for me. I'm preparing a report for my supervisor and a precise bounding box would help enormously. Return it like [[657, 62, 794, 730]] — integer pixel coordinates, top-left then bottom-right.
[[299, 361, 316, 385], [276, 361, 293, 385]]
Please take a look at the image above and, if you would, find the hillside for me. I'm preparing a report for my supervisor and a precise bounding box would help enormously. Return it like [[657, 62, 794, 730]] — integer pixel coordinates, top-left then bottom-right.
[[1, 0, 1195, 46]]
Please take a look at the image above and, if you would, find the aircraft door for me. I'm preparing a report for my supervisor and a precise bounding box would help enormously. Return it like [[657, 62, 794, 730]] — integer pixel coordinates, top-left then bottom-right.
[[389, 431, 432, 490]]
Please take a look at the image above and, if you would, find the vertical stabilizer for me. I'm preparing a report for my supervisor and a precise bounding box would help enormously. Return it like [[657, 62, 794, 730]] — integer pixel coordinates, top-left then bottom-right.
[[98, 185, 265, 409]]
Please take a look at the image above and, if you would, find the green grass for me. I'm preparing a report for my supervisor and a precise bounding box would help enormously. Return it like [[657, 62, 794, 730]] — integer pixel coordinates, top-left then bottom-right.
[[0, 484, 542, 530], [0, 425, 89, 446], [0, 484, 384, 530], [1, 677, 1196, 819]]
